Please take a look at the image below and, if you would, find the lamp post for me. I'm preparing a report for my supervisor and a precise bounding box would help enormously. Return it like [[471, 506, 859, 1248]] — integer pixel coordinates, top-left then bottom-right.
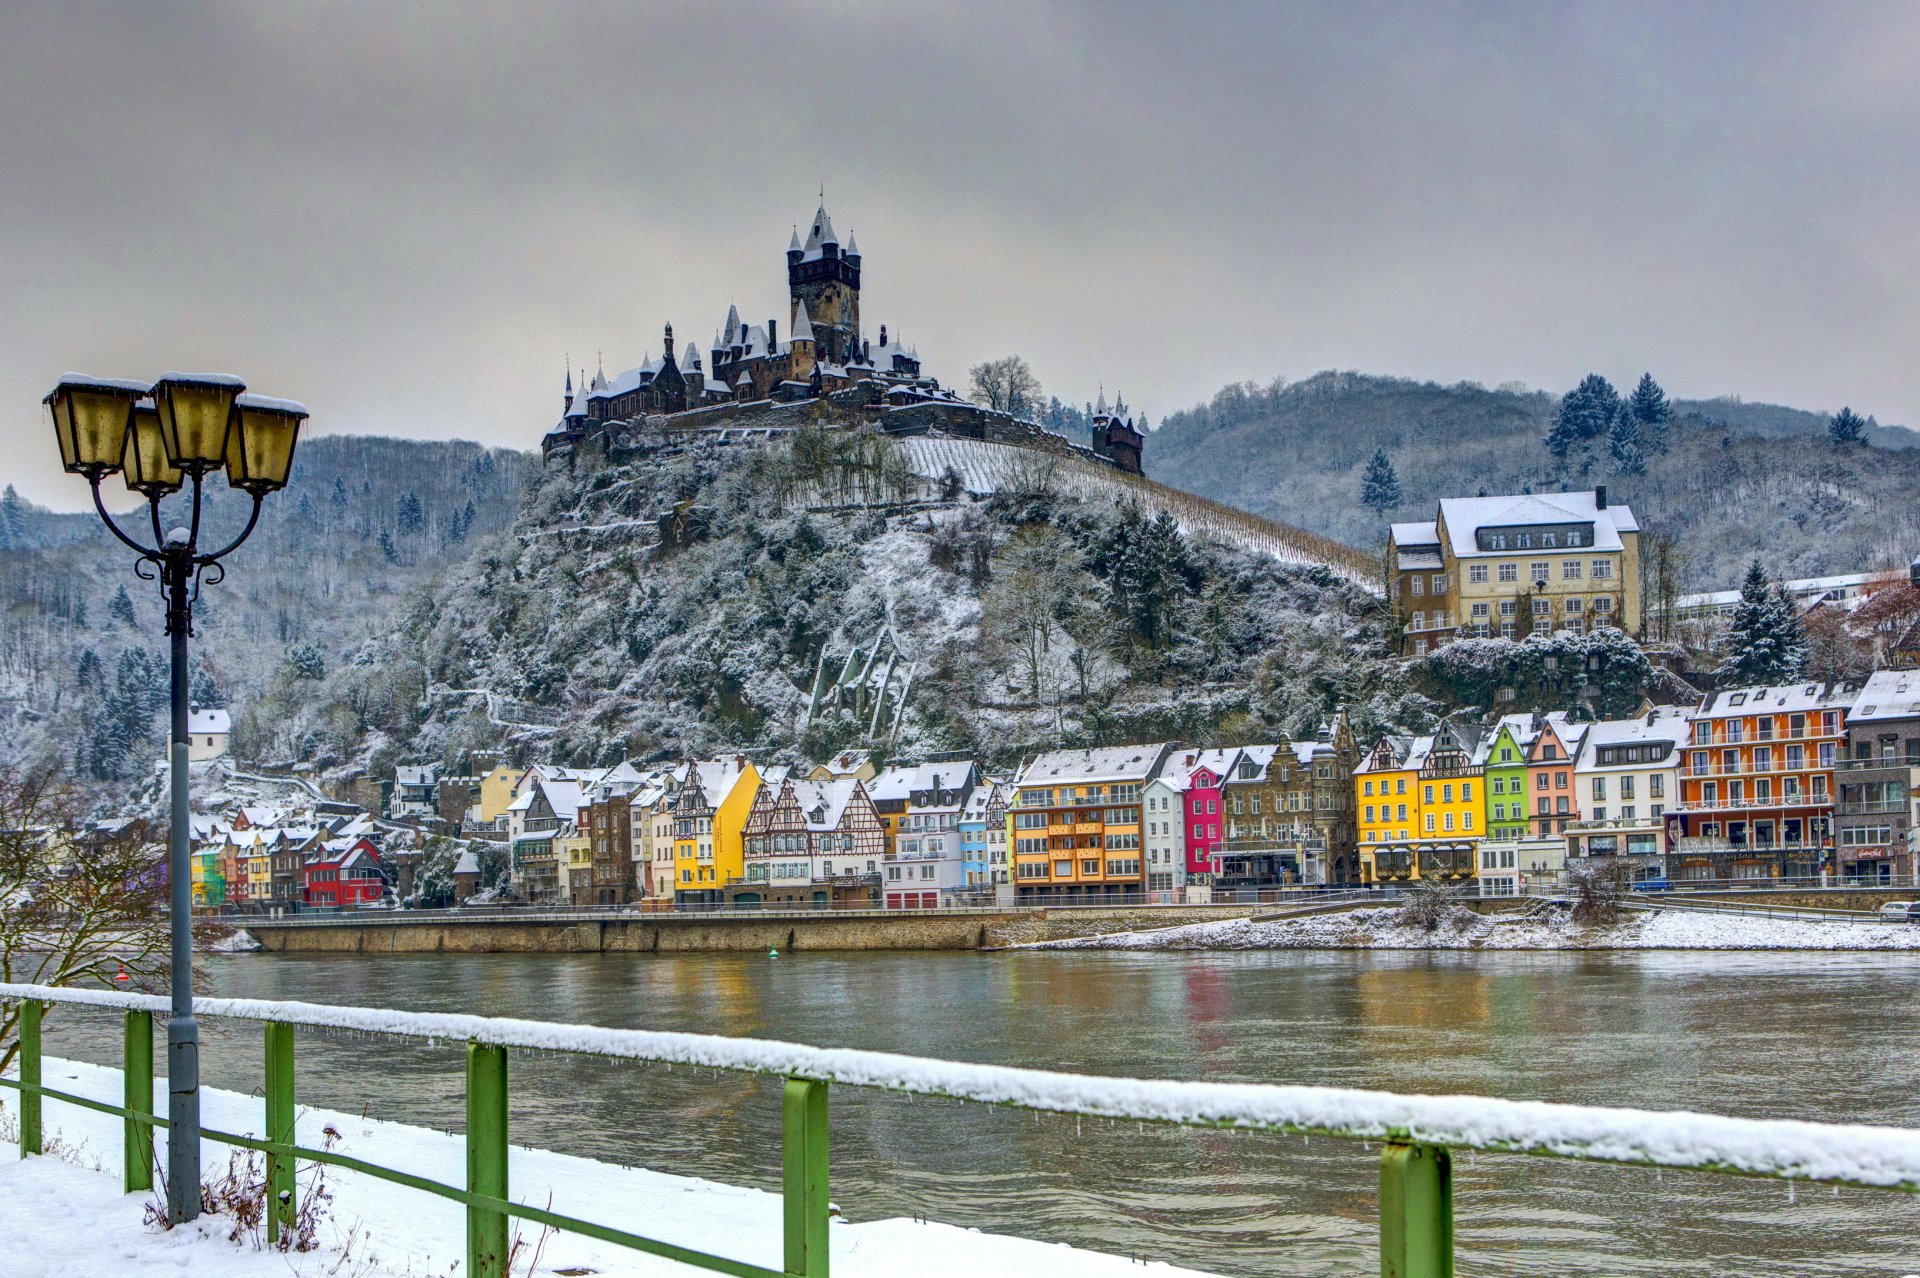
[[46, 372, 305, 1224]]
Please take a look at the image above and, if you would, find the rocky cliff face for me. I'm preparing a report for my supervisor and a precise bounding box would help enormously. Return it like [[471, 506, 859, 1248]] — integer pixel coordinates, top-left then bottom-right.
[[276, 418, 1425, 777]]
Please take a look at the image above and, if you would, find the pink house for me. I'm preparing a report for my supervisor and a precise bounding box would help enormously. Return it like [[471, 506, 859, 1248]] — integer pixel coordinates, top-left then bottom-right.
[[1185, 763, 1226, 877]]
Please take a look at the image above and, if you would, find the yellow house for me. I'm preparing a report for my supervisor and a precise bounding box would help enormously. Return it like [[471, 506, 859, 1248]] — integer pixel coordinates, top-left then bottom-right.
[[671, 757, 760, 905], [478, 763, 528, 828], [1354, 722, 1483, 884], [561, 823, 593, 905]]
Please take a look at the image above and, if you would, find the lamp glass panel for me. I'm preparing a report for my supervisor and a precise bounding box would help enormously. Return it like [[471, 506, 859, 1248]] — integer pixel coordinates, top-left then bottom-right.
[[228, 406, 303, 492], [66, 387, 138, 472], [123, 406, 184, 496], [47, 397, 77, 471], [154, 379, 241, 467]]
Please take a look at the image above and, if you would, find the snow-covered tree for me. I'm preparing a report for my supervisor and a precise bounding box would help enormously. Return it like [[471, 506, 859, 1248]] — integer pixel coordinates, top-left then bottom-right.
[[1607, 405, 1645, 475], [1716, 561, 1806, 684], [1626, 372, 1671, 454], [1360, 448, 1403, 514], [396, 490, 425, 535], [1827, 406, 1867, 446], [108, 584, 136, 628], [1545, 373, 1620, 467]]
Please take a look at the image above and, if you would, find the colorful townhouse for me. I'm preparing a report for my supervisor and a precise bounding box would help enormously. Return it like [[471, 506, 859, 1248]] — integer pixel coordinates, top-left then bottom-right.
[[1219, 719, 1361, 890], [1836, 671, 1920, 882], [508, 773, 587, 903], [1478, 714, 1539, 865], [624, 766, 682, 902], [887, 761, 982, 908], [957, 780, 1011, 891], [671, 756, 760, 904], [304, 836, 385, 908], [737, 776, 886, 906], [476, 762, 528, 832], [1142, 758, 1196, 900], [1174, 748, 1235, 888], [1566, 707, 1687, 879], [1011, 743, 1171, 901], [1671, 682, 1850, 882], [1355, 722, 1481, 883], [1526, 714, 1585, 838]]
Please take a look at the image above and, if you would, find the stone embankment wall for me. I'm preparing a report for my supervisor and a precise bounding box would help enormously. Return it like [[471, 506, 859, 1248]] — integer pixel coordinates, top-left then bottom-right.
[[245, 905, 1268, 955]]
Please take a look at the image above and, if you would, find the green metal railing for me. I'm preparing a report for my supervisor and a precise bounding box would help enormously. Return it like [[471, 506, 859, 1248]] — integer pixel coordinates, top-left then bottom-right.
[[5, 983, 1920, 1278]]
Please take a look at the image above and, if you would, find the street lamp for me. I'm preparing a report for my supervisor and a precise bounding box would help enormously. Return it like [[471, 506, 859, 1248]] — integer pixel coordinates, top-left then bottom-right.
[[45, 372, 305, 1224]]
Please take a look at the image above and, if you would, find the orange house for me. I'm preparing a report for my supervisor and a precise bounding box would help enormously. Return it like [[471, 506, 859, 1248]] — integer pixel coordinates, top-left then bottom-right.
[[1526, 715, 1587, 838], [1672, 682, 1850, 882]]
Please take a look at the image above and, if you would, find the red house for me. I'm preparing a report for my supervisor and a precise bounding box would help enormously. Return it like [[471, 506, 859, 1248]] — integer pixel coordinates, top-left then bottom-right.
[[1185, 762, 1227, 877], [304, 837, 386, 908]]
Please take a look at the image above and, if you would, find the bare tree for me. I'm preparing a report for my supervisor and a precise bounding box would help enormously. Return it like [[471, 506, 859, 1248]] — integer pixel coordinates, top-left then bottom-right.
[[0, 765, 220, 1073], [1397, 877, 1470, 931], [1567, 856, 1630, 925], [968, 355, 1043, 417]]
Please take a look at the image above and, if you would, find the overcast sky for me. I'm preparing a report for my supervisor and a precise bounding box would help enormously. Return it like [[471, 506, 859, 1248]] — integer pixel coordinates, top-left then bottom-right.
[[3, 1, 1916, 509]]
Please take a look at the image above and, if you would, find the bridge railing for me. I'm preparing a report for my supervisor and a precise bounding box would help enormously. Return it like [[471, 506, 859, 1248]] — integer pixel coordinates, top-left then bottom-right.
[[6, 983, 1920, 1278]]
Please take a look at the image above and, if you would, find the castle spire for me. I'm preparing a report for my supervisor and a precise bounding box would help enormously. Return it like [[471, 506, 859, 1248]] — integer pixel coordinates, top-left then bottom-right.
[[790, 301, 815, 347], [1095, 384, 1107, 415]]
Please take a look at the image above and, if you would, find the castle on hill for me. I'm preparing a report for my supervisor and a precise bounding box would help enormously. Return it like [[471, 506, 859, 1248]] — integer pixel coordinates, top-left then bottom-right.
[[542, 202, 1145, 476]]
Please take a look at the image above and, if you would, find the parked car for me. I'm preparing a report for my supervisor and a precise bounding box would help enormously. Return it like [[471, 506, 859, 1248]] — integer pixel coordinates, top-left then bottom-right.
[[1876, 901, 1920, 923]]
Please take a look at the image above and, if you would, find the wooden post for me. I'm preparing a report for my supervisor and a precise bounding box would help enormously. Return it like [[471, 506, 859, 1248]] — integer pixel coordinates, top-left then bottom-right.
[[264, 1021, 296, 1244], [124, 1009, 154, 1192], [467, 1043, 509, 1278], [18, 1000, 42, 1157], [782, 1077, 830, 1278], [1380, 1142, 1453, 1278]]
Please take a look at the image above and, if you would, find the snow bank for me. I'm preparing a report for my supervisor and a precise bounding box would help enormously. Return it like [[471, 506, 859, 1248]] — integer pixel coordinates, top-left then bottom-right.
[[7, 985, 1920, 1189], [2, 1058, 1219, 1278], [1027, 904, 1920, 955]]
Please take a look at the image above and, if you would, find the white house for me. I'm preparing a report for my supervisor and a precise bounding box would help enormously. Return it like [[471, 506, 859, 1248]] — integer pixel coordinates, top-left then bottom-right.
[[187, 706, 231, 761]]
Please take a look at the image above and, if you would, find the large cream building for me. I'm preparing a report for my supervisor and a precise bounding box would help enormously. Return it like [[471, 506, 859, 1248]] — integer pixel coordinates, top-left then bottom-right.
[[1387, 488, 1642, 657]]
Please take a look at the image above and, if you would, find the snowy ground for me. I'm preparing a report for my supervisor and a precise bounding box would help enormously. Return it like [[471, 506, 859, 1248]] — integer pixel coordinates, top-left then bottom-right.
[[0, 1058, 1221, 1278], [1027, 903, 1920, 952]]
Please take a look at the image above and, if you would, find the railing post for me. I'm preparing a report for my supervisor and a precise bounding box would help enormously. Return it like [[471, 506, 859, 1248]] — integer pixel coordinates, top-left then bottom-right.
[[467, 1042, 509, 1278], [264, 1021, 296, 1244], [782, 1077, 829, 1278], [18, 999, 43, 1157], [1380, 1142, 1453, 1278], [124, 1009, 154, 1192]]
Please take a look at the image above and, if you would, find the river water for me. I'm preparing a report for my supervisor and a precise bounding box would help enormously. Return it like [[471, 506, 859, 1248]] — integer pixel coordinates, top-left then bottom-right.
[[35, 949, 1920, 1276]]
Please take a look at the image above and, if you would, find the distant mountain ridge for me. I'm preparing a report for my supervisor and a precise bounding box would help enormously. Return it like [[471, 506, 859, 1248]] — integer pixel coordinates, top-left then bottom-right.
[[1147, 371, 1920, 587]]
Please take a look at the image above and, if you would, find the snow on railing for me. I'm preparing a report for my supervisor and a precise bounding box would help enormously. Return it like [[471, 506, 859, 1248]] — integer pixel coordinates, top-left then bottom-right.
[[5, 982, 1919, 1192]]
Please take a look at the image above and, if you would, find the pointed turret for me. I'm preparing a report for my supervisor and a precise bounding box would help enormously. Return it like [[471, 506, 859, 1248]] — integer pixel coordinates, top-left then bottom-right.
[[788, 225, 804, 265], [1095, 385, 1108, 416], [723, 304, 740, 346], [843, 231, 860, 261], [790, 301, 816, 349]]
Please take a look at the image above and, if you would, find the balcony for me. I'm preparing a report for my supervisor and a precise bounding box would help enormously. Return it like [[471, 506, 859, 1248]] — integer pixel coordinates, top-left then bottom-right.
[[1565, 817, 1666, 832], [1673, 837, 1828, 855], [1681, 759, 1830, 778], [1671, 793, 1830, 813], [1686, 725, 1841, 746], [1833, 800, 1909, 816]]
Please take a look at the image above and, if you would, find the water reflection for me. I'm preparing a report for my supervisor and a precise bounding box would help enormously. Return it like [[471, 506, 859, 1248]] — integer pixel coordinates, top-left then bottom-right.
[[32, 949, 1920, 1277]]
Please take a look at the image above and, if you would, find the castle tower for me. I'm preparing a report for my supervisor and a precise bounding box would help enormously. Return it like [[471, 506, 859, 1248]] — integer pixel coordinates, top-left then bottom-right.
[[788, 202, 860, 366]]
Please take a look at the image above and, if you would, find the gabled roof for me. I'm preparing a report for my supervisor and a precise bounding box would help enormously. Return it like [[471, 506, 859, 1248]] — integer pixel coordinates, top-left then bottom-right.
[[189, 707, 231, 735], [1016, 743, 1173, 786], [1436, 490, 1638, 558], [1695, 681, 1849, 719], [1851, 670, 1920, 723]]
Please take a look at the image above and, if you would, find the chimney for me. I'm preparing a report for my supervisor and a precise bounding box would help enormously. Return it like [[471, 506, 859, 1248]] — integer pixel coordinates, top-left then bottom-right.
[[767, 319, 777, 349], [1595, 484, 1608, 510], [879, 324, 888, 347]]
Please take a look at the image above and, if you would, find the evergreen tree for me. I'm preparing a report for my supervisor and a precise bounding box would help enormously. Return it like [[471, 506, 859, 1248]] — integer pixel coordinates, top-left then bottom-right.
[[74, 648, 103, 691], [396, 490, 425, 535], [378, 528, 402, 565], [330, 476, 350, 509], [287, 642, 326, 681], [189, 664, 223, 708], [1827, 406, 1867, 446], [0, 484, 22, 547], [1545, 374, 1618, 465], [1626, 372, 1672, 454], [1607, 404, 1645, 475], [108, 584, 137, 628], [1360, 448, 1403, 514], [1716, 560, 1806, 684]]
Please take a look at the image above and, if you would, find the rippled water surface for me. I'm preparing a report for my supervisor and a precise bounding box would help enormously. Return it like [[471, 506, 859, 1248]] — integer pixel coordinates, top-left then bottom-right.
[[38, 949, 1920, 1276]]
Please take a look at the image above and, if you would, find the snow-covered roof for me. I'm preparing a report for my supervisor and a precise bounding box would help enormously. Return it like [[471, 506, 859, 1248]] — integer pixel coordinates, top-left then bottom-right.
[[789, 778, 863, 830], [188, 707, 231, 735], [1436, 491, 1638, 559], [1574, 707, 1690, 770], [1390, 521, 1439, 547], [1675, 572, 1880, 613], [1848, 671, 1920, 723], [1695, 681, 1849, 720], [1017, 743, 1172, 786], [844, 231, 860, 257], [1156, 747, 1240, 785], [453, 850, 481, 875], [799, 203, 839, 260], [790, 302, 815, 346], [395, 765, 435, 786]]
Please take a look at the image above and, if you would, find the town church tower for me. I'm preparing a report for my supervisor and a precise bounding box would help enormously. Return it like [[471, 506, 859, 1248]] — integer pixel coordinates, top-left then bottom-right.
[[786, 203, 861, 366]]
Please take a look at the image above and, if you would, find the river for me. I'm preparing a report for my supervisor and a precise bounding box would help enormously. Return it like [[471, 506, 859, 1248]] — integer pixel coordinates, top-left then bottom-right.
[[34, 949, 1920, 1276]]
